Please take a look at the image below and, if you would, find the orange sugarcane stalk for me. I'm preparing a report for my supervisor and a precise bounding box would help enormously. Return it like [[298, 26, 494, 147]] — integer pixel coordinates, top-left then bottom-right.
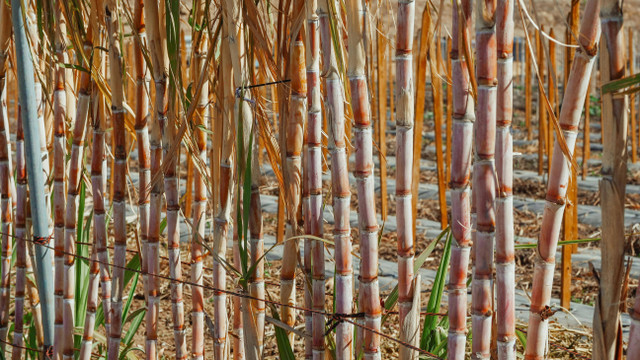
[[133, 0, 150, 310], [496, 0, 515, 358], [346, 1, 381, 358], [143, 0, 168, 355], [63, 28, 92, 360], [163, 10, 187, 360], [53, 2, 71, 357], [105, 0, 130, 358], [80, 25, 104, 354], [472, 1, 497, 359], [89, 7, 111, 339], [523, 0, 600, 357], [190, 1, 207, 358], [306, 1, 324, 358], [448, 0, 474, 358], [281, 24, 306, 345], [593, 1, 627, 359], [395, 0, 420, 354], [318, 1, 353, 357]]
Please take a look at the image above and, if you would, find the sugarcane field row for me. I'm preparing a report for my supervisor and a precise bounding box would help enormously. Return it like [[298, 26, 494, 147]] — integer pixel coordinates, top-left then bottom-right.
[[1, 0, 640, 359]]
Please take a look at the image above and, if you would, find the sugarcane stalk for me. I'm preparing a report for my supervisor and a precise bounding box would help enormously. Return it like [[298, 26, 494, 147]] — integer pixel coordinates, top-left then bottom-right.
[[190, 2, 207, 358], [0, 83, 14, 358], [395, 0, 419, 356], [306, 1, 324, 358], [523, 0, 600, 357], [60, 25, 93, 360], [472, 2, 497, 359], [163, 3, 187, 358], [12, 0, 57, 351], [346, 1, 381, 358], [0, 28, 11, 355], [593, 1, 627, 359], [496, 0, 515, 359], [448, 0, 474, 358], [143, 0, 168, 356], [133, 0, 150, 309], [53, 1, 70, 356], [281, 21, 306, 348], [78, 244, 100, 360], [247, 133, 265, 359], [11, 90, 25, 359], [318, 1, 353, 357], [106, 0, 129, 356], [89, 3, 111, 338]]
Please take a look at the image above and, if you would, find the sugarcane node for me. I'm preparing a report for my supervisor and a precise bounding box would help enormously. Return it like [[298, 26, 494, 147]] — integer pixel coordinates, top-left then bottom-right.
[[538, 305, 557, 320]]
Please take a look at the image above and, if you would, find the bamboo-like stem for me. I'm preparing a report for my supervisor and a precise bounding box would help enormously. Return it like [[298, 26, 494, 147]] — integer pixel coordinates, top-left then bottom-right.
[[78, 244, 100, 360], [190, 2, 207, 358], [593, 1, 627, 359], [525, 40, 532, 141], [319, 1, 353, 357], [133, 0, 150, 312], [396, 0, 419, 356], [346, 1, 381, 358], [561, 1, 580, 306], [105, 0, 130, 358], [143, 0, 168, 355], [448, 0, 474, 358], [472, 1, 497, 359], [306, 1, 324, 358], [89, 7, 111, 339], [281, 22, 306, 349], [377, 31, 388, 221], [0, 17, 11, 350], [81, 21, 106, 356], [12, 0, 57, 350], [62, 30, 92, 360], [53, 1, 70, 357], [164, 7, 187, 360], [247, 136, 265, 358], [212, 1, 244, 357], [11, 97, 25, 359], [524, 0, 600, 356], [496, 0, 515, 358], [411, 5, 425, 239]]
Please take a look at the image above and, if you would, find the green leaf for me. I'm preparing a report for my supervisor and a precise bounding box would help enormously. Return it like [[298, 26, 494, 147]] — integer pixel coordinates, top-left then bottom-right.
[[420, 229, 453, 351], [271, 307, 296, 360]]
